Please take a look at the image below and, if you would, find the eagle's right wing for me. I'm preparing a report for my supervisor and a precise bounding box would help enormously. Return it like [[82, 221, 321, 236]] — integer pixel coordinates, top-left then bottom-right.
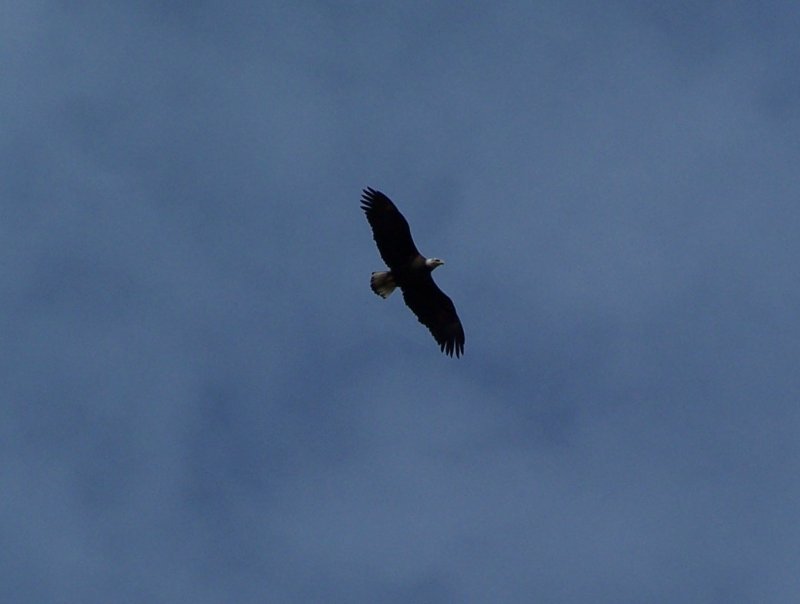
[[361, 188, 421, 269]]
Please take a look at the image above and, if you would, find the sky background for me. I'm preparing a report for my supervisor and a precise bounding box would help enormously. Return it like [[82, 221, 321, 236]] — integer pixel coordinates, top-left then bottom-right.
[[3, 2, 800, 602]]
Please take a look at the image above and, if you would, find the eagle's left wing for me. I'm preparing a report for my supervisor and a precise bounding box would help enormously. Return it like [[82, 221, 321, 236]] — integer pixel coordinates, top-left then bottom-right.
[[401, 274, 465, 357]]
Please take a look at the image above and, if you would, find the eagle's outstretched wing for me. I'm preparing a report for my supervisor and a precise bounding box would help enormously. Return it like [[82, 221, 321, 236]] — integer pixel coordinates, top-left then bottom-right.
[[401, 273, 465, 358], [360, 188, 421, 270]]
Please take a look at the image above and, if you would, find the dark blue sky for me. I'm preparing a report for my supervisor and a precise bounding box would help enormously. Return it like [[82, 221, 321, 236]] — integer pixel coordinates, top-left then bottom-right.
[[4, 2, 800, 602]]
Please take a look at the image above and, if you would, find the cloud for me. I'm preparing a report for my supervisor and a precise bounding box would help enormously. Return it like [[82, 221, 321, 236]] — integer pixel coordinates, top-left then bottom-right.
[[2, 2, 799, 602]]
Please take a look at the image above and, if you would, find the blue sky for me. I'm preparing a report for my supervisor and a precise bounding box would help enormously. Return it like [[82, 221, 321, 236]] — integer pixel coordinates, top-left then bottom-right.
[[3, 2, 800, 602]]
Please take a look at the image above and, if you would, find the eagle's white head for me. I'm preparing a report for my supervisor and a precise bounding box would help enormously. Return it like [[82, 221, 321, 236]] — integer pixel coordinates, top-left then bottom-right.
[[425, 257, 445, 270]]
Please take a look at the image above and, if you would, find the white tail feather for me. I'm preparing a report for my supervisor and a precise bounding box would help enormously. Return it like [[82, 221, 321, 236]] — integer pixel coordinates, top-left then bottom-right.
[[370, 271, 396, 298]]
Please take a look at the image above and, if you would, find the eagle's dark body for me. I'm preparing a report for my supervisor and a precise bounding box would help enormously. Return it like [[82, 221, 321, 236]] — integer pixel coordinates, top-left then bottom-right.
[[361, 187, 465, 357]]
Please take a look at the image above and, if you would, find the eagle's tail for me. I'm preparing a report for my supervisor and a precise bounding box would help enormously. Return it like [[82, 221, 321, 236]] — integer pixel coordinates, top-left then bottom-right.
[[370, 271, 396, 298]]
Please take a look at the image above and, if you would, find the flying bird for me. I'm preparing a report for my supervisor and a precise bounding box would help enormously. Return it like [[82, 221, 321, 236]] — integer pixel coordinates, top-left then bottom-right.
[[361, 187, 465, 357]]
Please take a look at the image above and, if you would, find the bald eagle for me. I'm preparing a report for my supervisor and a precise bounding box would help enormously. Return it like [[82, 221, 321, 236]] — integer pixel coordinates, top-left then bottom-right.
[[361, 187, 465, 357]]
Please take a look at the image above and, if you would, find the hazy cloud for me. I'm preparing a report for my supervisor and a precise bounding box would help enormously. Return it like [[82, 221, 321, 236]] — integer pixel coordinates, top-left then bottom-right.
[[3, 2, 799, 602]]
